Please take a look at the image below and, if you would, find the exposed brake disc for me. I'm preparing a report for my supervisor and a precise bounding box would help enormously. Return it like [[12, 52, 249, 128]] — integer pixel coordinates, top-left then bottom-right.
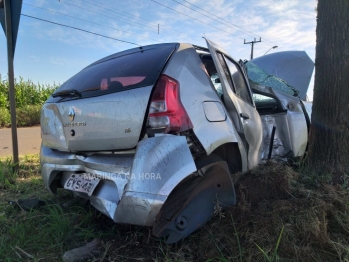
[[153, 157, 236, 244]]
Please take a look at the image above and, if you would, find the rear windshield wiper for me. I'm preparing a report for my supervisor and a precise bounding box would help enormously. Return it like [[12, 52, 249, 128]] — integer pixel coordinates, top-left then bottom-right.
[[52, 89, 82, 98]]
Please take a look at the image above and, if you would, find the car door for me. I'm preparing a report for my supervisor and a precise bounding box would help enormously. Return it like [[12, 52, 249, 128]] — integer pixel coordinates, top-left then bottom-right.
[[205, 39, 263, 168]]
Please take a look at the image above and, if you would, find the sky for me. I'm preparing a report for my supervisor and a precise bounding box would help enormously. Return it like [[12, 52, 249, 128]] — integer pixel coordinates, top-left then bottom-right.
[[0, 0, 317, 100]]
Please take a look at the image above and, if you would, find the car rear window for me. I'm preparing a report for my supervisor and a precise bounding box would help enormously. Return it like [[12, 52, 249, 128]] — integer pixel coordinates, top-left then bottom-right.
[[48, 44, 177, 101]]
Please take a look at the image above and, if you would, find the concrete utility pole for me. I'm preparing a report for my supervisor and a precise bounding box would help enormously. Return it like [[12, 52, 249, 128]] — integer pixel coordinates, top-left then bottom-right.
[[244, 37, 262, 60], [0, 0, 23, 172]]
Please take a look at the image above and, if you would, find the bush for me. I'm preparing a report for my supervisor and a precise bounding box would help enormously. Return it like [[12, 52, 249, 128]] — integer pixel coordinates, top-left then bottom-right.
[[0, 105, 42, 127], [0, 108, 10, 128], [0, 74, 58, 127], [17, 105, 42, 127], [0, 74, 58, 108]]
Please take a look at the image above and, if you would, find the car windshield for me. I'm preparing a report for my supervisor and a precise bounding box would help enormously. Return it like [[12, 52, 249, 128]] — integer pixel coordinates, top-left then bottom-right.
[[245, 61, 299, 97]]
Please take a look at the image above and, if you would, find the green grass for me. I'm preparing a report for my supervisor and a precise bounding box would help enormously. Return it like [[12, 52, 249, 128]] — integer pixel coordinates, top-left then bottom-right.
[[0, 155, 103, 261], [255, 226, 284, 262], [1, 157, 349, 261], [0, 75, 58, 128]]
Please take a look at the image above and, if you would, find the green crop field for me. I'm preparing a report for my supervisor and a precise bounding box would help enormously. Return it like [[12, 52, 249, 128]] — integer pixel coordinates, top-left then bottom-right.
[[0, 75, 58, 128]]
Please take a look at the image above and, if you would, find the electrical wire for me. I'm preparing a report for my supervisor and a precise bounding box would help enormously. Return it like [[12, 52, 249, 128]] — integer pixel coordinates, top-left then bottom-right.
[[65, 1, 156, 31], [23, 3, 158, 42], [171, 0, 276, 47], [178, 1, 262, 39], [76, 0, 185, 36], [150, 0, 244, 39], [170, 0, 277, 46], [178, 0, 277, 46], [59, 0, 179, 39], [172, 0, 259, 37], [21, 14, 141, 46]]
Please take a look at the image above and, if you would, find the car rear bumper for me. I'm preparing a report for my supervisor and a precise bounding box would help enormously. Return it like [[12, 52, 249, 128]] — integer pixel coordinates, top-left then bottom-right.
[[40, 134, 197, 226]]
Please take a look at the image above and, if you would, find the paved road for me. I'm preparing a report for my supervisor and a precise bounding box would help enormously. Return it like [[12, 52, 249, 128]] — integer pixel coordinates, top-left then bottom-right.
[[0, 126, 41, 157]]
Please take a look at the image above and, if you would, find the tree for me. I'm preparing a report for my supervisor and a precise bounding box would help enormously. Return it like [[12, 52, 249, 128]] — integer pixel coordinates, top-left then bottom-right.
[[307, 0, 349, 179]]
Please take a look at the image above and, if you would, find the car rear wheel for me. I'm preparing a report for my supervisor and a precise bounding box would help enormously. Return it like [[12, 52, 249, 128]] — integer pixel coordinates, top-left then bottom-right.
[[152, 155, 236, 243]]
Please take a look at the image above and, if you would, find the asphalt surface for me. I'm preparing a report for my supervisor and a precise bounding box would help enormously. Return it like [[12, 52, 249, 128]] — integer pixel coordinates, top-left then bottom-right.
[[0, 126, 41, 157]]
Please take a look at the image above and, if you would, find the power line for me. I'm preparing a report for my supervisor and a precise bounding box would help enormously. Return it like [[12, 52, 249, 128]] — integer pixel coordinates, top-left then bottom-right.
[[59, 0, 179, 39], [21, 14, 141, 46], [23, 3, 158, 42], [64, 1, 156, 31], [173, 0, 276, 46], [150, 0, 244, 39], [81, 0, 185, 36], [172, 0, 256, 40], [179, 1, 261, 39]]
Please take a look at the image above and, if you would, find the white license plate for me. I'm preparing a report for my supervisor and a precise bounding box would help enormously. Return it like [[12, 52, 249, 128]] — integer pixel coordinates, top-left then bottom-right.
[[64, 174, 100, 196]]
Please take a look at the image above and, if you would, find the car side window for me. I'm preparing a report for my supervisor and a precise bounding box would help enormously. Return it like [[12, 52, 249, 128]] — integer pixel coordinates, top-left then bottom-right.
[[201, 56, 223, 97], [217, 53, 235, 93], [223, 56, 253, 104]]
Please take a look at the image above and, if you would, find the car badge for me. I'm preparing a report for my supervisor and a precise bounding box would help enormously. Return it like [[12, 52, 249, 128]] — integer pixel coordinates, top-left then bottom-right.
[[68, 107, 75, 122]]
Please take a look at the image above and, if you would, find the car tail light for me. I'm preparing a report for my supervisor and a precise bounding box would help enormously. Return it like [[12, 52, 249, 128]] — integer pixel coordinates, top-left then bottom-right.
[[148, 75, 193, 133]]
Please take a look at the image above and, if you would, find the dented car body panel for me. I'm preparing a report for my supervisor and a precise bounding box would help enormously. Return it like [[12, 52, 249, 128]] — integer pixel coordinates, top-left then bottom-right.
[[41, 135, 196, 226], [162, 44, 242, 155], [251, 83, 309, 160], [40, 40, 313, 243]]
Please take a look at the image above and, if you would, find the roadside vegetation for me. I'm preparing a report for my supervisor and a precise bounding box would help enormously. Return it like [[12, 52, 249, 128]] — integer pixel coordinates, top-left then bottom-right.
[[0, 75, 58, 128], [1, 155, 349, 261]]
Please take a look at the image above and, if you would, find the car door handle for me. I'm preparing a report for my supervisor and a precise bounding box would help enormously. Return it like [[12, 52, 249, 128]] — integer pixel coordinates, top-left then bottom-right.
[[240, 112, 250, 119]]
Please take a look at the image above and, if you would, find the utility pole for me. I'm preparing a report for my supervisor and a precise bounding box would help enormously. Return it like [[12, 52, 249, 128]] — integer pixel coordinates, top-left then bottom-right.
[[244, 37, 261, 60]]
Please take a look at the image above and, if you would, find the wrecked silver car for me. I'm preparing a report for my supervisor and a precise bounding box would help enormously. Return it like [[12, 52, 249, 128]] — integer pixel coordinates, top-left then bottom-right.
[[40, 39, 314, 243]]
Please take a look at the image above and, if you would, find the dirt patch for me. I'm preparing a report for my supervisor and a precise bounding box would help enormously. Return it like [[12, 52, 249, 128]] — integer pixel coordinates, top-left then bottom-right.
[[234, 161, 296, 207], [205, 161, 349, 261]]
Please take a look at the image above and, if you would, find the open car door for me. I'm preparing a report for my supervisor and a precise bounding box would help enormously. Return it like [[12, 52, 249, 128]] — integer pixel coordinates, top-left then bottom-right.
[[205, 38, 263, 169]]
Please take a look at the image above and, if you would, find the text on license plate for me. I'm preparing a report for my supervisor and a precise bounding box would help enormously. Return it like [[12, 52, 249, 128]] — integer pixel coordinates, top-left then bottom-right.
[[64, 174, 100, 196]]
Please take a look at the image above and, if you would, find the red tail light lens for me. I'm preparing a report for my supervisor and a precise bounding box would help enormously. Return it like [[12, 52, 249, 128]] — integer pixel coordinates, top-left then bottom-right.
[[148, 75, 193, 133]]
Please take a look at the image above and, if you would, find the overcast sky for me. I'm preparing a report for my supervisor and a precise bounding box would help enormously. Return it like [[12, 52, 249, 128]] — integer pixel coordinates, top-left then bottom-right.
[[0, 0, 317, 99]]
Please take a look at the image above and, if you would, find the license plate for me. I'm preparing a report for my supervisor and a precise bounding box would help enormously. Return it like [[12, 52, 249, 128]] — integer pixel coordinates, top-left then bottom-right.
[[64, 173, 100, 196]]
